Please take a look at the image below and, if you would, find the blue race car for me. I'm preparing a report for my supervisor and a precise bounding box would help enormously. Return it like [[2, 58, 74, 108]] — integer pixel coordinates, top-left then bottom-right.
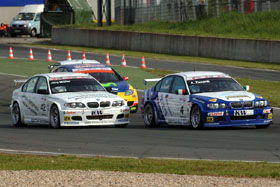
[[141, 71, 273, 129], [49, 60, 139, 113]]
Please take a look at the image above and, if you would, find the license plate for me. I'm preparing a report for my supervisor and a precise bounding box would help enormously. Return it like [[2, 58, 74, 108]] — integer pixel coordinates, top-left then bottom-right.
[[234, 110, 254, 116]]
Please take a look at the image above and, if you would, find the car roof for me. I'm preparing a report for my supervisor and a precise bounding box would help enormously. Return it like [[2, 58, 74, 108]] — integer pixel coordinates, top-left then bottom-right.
[[37, 72, 92, 79], [170, 71, 230, 80], [57, 60, 101, 66]]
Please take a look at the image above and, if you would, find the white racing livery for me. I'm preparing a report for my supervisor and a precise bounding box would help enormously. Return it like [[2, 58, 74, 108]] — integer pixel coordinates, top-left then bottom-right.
[[11, 72, 130, 128]]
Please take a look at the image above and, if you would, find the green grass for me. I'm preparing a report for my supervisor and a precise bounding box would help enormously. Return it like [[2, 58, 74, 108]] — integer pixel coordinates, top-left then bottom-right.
[[1, 58, 279, 107], [27, 42, 280, 72], [0, 153, 280, 179], [61, 11, 280, 40]]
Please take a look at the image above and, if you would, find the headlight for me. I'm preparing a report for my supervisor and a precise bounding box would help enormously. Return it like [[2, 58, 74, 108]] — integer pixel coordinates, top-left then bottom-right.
[[24, 24, 27, 27], [255, 100, 268, 108], [207, 103, 228, 109], [64, 102, 85, 108], [112, 100, 125, 107], [125, 89, 134, 96]]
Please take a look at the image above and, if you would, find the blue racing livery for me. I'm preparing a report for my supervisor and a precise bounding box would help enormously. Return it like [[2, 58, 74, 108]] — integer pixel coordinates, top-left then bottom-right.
[[141, 71, 273, 129]]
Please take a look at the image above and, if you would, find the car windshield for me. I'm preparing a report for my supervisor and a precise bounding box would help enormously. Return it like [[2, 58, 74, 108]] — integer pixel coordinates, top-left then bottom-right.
[[14, 13, 35, 21], [50, 78, 105, 94], [89, 72, 122, 83], [187, 78, 244, 94]]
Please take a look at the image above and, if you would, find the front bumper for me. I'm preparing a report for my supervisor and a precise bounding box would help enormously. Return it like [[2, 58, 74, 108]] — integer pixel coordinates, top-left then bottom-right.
[[59, 107, 130, 127], [10, 27, 31, 35], [118, 91, 139, 112], [203, 107, 273, 127]]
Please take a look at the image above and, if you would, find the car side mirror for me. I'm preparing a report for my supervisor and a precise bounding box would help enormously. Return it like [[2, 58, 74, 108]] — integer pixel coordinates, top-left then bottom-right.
[[123, 76, 128, 81], [105, 86, 112, 92], [177, 89, 187, 95], [243, 85, 250, 91], [37, 89, 49, 95]]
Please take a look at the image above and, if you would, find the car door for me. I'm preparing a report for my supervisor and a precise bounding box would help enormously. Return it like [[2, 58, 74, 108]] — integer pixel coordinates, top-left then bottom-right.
[[33, 76, 50, 124], [20, 76, 39, 123], [157, 76, 174, 123], [169, 76, 191, 125]]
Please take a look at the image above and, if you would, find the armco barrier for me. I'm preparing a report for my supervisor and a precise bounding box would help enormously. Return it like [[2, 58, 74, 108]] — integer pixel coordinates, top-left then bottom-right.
[[52, 28, 280, 63]]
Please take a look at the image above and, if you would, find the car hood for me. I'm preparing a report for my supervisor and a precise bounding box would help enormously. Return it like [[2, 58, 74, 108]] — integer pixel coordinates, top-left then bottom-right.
[[194, 91, 256, 102], [101, 81, 129, 92], [51, 91, 121, 102]]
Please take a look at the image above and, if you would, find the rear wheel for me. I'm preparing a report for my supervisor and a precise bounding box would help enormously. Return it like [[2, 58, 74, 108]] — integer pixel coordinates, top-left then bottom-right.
[[190, 105, 203, 129], [11, 102, 25, 126], [144, 103, 156, 127], [50, 105, 60, 129]]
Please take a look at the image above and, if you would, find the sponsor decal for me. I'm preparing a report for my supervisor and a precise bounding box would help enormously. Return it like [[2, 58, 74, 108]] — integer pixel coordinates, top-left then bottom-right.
[[256, 96, 264, 99], [118, 119, 129, 122], [263, 109, 271, 114], [209, 98, 217, 102], [225, 110, 229, 116], [92, 110, 103, 115], [208, 112, 224, 116], [130, 107, 136, 110], [68, 93, 115, 100], [226, 95, 249, 99], [102, 82, 117, 87], [206, 117, 214, 122], [234, 110, 254, 116], [22, 100, 37, 115], [124, 113, 129, 118], [121, 108, 130, 113], [192, 98, 205, 104], [268, 113, 273, 119], [64, 116, 71, 121], [41, 104, 46, 111], [64, 122, 79, 125], [64, 111, 77, 115]]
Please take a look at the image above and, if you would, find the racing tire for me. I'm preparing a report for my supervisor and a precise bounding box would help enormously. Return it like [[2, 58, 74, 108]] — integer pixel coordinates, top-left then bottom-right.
[[30, 29, 36, 37], [190, 105, 203, 129], [114, 123, 128, 128], [255, 124, 270, 129], [144, 103, 157, 127], [50, 105, 61, 129], [11, 102, 25, 127]]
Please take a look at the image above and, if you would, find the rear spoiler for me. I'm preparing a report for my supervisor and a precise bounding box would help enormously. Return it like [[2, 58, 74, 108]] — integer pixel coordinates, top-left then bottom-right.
[[14, 79, 28, 87], [144, 78, 161, 85]]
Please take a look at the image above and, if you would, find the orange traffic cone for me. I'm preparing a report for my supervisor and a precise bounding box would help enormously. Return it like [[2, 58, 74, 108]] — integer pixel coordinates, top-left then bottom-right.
[[120, 54, 127, 67], [8, 47, 14, 59], [28, 48, 34, 60], [105, 53, 111, 66], [82, 51, 86, 60], [67, 50, 72, 60], [141, 56, 147, 69], [47, 49, 53, 62]]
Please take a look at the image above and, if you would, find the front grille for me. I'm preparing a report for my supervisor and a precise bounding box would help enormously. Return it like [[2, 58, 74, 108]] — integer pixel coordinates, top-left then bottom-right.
[[86, 115, 113, 120], [230, 102, 242, 108], [244, 101, 253, 108], [230, 115, 257, 120], [117, 114, 124, 119], [215, 116, 226, 122], [127, 101, 134, 107], [100, 101, 110, 107], [87, 102, 99, 108]]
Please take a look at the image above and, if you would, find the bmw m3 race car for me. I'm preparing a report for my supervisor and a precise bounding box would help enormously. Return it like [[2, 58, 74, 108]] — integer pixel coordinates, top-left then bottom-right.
[[49, 60, 139, 113], [141, 71, 273, 129], [11, 72, 130, 128]]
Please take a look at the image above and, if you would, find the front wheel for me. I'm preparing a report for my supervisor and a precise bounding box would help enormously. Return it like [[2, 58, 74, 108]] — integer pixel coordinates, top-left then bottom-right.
[[144, 103, 156, 127], [11, 102, 25, 126], [190, 105, 203, 129], [50, 105, 60, 129], [30, 29, 36, 37]]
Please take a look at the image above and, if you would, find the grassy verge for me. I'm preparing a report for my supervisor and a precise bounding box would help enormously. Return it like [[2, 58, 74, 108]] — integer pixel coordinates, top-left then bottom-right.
[[26, 42, 280, 71], [0, 153, 280, 179], [61, 11, 280, 40], [1, 58, 279, 107]]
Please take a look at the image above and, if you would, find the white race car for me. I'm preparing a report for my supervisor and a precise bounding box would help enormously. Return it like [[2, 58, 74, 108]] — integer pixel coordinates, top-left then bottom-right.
[[11, 72, 130, 128]]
